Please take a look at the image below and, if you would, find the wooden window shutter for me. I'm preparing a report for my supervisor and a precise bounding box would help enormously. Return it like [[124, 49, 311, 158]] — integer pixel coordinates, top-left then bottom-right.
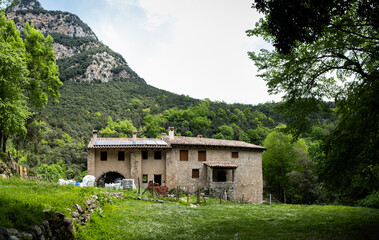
[[180, 150, 188, 161], [192, 169, 199, 178], [232, 152, 239, 158], [198, 151, 206, 161]]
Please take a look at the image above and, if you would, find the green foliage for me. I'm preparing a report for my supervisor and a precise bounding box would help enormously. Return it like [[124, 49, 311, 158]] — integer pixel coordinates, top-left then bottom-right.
[[99, 117, 136, 138], [262, 126, 320, 203], [38, 160, 66, 182], [0, 12, 61, 152], [249, 0, 379, 201], [357, 192, 379, 209]]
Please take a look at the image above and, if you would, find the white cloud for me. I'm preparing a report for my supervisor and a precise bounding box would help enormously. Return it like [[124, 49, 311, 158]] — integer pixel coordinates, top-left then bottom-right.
[[40, 0, 282, 104]]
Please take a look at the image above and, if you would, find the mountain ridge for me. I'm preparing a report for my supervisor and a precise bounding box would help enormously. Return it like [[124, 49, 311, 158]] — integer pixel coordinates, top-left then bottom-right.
[[7, 0, 142, 83]]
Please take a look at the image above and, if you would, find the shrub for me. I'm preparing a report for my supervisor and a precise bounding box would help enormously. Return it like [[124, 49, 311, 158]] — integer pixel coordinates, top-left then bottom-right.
[[357, 192, 379, 208]]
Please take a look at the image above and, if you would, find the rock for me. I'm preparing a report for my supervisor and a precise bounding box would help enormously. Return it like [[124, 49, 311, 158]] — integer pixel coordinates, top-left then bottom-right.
[[137, 197, 142, 200], [0, 227, 10, 240], [39, 235, 45, 240], [74, 204, 83, 213], [9, 236, 19, 240], [150, 199, 156, 202], [55, 211, 65, 220], [142, 198, 148, 201], [32, 225, 42, 236], [63, 217, 72, 226], [20, 232, 33, 240], [71, 211, 79, 218], [42, 221, 49, 231], [6, 229, 20, 238], [158, 200, 164, 203]]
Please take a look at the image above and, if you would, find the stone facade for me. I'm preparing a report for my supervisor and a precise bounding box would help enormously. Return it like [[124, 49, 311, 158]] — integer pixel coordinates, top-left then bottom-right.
[[87, 128, 265, 203]]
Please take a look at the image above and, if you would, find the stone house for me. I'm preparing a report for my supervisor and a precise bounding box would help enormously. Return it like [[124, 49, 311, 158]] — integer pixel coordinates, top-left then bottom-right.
[[87, 127, 265, 203]]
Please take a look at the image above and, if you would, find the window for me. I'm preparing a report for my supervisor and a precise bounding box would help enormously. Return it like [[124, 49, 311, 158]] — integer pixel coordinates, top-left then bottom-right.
[[154, 151, 162, 160], [198, 151, 206, 161], [180, 150, 188, 161], [142, 151, 148, 160], [232, 152, 239, 158], [118, 151, 125, 161], [100, 151, 107, 161], [142, 174, 148, 183], [192, 169, 199, 178]]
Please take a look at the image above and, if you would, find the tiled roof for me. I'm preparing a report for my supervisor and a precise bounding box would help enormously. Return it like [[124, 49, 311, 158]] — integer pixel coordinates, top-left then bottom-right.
[[87, 138, 171, 149], [165, 136, 266, 150], [204, 162, 238, 168], [87, 136, 266, 150]]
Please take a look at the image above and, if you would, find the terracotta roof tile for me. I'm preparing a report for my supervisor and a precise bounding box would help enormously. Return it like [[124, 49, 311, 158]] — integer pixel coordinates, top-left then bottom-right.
[[165, 136, 266, 150], [204, 162, 238, 168]]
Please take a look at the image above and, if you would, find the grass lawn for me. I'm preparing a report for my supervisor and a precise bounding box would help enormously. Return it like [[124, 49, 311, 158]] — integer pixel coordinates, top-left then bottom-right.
[[1, 179, 378, 240], [78, 198, 379, 240]]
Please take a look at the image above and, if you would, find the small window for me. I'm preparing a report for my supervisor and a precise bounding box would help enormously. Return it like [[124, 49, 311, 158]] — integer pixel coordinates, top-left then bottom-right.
[[232, 152, 239, 158], [142, 151, 148, 160], [142, 174, 148, 183], [118, 151, 125, 161], [100, 151, 107, 161], [192, 169, 199, 178], [154, 151, 162, 160], [180, 150, 188, 161], [198, 151, 206, 161]]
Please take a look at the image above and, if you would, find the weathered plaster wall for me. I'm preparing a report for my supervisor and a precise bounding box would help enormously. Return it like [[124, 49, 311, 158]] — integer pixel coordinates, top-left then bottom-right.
[[141, 150, 167, 187], [94, 149, 131, 180], [165, 147, 263, 203]]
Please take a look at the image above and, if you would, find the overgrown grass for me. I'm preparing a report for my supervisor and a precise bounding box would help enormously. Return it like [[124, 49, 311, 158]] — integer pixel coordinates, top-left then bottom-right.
[[0, 178, 100, 231], [1, 179, 379, 239]]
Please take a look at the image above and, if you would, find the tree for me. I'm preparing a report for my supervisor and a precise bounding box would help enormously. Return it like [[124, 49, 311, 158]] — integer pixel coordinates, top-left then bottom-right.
[[0, 12, 61, 152], [262, 127, 310, 203], [248, 0, 379, 200]]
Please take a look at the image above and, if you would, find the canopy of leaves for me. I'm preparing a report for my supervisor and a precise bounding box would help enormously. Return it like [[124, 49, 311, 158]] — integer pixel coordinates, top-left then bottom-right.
[[0, 11, 61, 151], [249, 0, 379, 200]]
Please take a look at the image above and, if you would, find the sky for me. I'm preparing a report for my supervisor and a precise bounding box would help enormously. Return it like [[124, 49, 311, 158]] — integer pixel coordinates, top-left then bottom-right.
[[39, 0, 281, 105]]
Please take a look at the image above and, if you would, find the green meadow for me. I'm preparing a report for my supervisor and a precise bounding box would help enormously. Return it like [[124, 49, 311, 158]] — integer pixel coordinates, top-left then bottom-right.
[[1, 179, 378, 240]]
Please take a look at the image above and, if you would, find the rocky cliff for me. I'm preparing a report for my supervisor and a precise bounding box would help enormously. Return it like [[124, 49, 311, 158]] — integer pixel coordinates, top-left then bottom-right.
[[6, 0, 143, 83]]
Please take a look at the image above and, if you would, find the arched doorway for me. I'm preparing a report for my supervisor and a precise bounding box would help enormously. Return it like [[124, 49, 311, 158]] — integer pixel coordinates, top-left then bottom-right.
[[97, 171, 125, 186]]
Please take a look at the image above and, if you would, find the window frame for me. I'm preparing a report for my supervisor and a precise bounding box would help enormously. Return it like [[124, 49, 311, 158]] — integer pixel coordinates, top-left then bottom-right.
[[154, 151, 162, 160], [142, 174, 148, 183], [118, 151, 125, 161], [232, 152, 239, 158], [142, 150, 148, 160], [192, 169, 200, 178], [100, 151, 107, 161]]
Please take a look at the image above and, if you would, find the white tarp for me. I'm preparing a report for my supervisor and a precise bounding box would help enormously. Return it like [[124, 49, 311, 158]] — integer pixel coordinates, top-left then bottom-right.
[[80, 175, 95, 187]]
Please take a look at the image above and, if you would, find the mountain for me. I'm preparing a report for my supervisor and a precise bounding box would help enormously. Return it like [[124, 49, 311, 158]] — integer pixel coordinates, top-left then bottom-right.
[[7, 0, 140, 83]]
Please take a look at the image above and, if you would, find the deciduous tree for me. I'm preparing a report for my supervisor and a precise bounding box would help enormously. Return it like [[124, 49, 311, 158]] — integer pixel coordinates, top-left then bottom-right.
[[248, 0, 379, 200]]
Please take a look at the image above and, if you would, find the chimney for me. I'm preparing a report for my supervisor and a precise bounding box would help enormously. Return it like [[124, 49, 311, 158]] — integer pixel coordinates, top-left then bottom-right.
[[161, 133, 167, 139], [92, 130, 98, 141], [168, 127, 175, 139], [197, 135, 203, 138], [132, 131, 137, 140]]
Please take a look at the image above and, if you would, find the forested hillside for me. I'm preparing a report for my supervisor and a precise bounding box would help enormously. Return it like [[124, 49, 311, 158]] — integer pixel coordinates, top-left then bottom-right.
[[1, 0, 345, 206]]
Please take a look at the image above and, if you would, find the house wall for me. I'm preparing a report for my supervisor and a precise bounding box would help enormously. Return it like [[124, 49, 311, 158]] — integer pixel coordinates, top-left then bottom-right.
[[92, 149, 131, 180], [140, 150, 166, 188], [88, 145, 263, 203], [165, 147, 263, 203]]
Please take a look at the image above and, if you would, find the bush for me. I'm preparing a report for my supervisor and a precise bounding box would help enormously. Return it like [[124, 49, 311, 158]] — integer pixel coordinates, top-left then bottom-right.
[[357, 192, 379, 208]]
